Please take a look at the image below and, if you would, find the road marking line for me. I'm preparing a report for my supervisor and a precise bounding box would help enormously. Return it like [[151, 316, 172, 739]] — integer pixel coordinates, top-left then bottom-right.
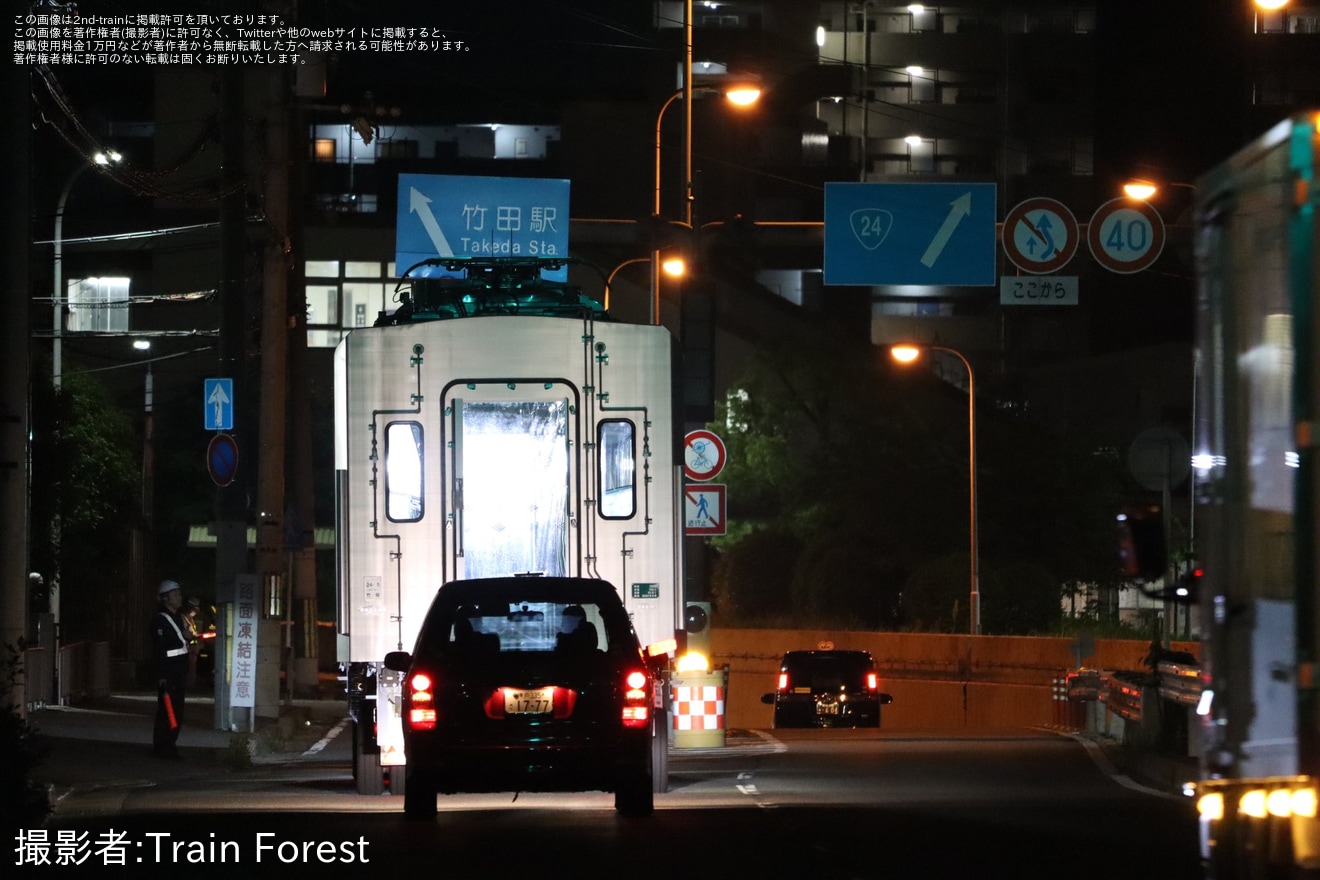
[[303, 717, 350, 757]]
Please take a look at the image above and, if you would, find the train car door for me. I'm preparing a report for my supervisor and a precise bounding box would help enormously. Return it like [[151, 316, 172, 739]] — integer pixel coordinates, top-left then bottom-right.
[[443, 384, 580, 581]]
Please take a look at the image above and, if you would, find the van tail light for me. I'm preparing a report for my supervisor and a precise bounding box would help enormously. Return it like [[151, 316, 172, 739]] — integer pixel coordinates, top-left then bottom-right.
[[778, 672, 789, 691], [408, 671, 437, 730], [866, 672, 878, 692], [622, 669, 650, 729]]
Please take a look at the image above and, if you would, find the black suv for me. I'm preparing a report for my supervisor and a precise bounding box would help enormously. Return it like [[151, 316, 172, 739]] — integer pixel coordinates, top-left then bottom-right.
[[761, 650, 893, 729], [385, 576, 656, 819]]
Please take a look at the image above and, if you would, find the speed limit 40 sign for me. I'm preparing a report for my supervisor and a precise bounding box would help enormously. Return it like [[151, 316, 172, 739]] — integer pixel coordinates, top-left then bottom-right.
[[1087, 198, 1166, 274]]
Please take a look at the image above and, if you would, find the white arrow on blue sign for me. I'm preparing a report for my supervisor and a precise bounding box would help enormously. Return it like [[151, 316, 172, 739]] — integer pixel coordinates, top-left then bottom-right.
[[204, 378, 234, 431], [824, 182, 998, 286], [395, 174, 570, 280]]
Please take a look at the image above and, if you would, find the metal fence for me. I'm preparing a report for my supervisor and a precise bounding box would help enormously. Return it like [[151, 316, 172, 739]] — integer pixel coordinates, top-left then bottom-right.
[[23, 641, 111, 709], [23, 646, 53, 707]]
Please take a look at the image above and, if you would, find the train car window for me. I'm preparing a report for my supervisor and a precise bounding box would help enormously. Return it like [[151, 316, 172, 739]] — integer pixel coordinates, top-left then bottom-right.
[[385, 421, 424, 522], [598, 420, 636, 519]]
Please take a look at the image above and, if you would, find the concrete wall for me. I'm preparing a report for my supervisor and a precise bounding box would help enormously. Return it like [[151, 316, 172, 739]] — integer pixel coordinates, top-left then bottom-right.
[[711, 628, 1198, 731]]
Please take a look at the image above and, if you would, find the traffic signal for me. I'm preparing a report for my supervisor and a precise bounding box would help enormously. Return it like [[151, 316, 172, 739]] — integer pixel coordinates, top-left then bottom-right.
[[28, 573, 49, 614], [684, 602, 711, 659], [1117, 504, 1166, 583], [1174, 566, 1203, 601]]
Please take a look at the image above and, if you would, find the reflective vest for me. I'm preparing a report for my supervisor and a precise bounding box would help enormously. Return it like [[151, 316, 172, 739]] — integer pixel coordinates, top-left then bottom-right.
[[160, 612, 189, 658]]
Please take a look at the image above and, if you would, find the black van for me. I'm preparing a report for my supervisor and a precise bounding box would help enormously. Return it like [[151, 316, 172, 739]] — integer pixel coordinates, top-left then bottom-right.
[[761, 650, 893, 729], [385, 577, 656, 818]]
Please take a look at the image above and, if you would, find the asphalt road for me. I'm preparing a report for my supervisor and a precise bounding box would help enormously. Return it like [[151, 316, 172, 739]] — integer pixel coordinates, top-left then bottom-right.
[[17, 694, 1201, 880]]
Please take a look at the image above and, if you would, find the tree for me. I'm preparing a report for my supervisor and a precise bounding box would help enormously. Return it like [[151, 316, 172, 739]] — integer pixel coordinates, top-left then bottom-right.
[[712, 333, 963, 628], [711, 333, 1139, 633], [981, 561, 1063, 635], [899, 552, 968, 633], [789, 533, 903, 629], [709, 527, 801, 623], [0, 644, 50, 836], [29, 363, 139, 647]]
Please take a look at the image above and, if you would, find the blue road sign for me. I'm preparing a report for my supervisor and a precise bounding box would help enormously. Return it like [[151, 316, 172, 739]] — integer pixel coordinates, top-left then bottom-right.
[[207, 433, 239, 486], [204, 378, 233, 431], [824, 182, 997, 286], [395, 174, 570, 279]]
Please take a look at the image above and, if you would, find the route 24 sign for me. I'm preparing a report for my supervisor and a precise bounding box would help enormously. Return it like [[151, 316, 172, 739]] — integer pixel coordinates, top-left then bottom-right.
[[823, 182, 997, 286]]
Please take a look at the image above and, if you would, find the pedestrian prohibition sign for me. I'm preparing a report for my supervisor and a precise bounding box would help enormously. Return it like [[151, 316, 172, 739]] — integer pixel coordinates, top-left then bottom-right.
[[1002, 197, 1079, 274], [685, 484, 726, 536], [683, 430, 726, 482], [1087, 197, 1166, 274]]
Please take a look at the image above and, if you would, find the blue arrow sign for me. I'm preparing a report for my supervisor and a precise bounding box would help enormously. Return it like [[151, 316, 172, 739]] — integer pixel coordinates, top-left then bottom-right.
[[204, 378, 233, 431], [824, 182, 997, 286], [395, 174, 570, 280]]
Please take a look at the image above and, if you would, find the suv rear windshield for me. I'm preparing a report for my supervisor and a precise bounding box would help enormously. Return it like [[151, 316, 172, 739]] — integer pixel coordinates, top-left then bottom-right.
[[782, 652, 874, 690], [414, 578, 636, 657], [445, 601, 614, 653]]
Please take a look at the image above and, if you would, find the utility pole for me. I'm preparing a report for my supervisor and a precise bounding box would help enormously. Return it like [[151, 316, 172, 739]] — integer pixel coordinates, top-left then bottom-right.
[[254, 56, 291, 720], [215, 65, 249, 730], [287, 75, 319, 698], [2, 55, 32, 712]]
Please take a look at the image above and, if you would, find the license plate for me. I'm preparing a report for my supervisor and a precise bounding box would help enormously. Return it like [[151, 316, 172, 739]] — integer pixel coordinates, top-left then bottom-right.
[[816, 701, 839, 715], [505, 687, 555, 715]]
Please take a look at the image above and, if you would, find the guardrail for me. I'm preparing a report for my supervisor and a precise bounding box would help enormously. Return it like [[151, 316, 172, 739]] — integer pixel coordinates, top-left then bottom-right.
[[1103, 672, 1146, 723], [1156, 660, 1202, 706], [1064, 664, 1202, 724]]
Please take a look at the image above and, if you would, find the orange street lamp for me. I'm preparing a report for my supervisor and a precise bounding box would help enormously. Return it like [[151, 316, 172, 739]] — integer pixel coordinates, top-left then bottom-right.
[[605, 256, 687, 313], [1122, 180, 1158, 200], [1122, 179, 1196, 201], [891, 343, 981, 635]]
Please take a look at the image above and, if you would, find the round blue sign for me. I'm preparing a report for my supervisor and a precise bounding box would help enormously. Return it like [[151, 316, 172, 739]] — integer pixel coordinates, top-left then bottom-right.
[[207, 433, 239, 487]]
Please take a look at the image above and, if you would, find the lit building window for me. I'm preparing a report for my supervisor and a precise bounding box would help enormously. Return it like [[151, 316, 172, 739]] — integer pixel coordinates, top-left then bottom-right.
[[68, 276, 129, 333], [303, 260, 394, 348], [306, 260, 340, 278], [906, 136, 935, 173], [908, 66, 936, 103], [312, 139, 336, 162], [345, 261, 382, 278]]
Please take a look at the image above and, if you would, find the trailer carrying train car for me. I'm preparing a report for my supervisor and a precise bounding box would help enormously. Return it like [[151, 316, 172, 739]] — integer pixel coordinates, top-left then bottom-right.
[[1189, 112, 1320, 876], [333, 258, 684, 796]]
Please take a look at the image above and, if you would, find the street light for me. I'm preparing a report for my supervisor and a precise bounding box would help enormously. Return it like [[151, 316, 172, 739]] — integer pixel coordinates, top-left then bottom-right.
[[54, 149, 123, 390], [604, 255, 686, 312], [1122, 178, 1196, 201], [651, 83, 760, 325], [48, 149, 122, 676], [891, 343, 981, 635]]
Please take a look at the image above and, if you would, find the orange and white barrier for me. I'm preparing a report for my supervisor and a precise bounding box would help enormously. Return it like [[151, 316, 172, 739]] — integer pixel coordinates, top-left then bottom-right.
[[672, 671, 726, 748]]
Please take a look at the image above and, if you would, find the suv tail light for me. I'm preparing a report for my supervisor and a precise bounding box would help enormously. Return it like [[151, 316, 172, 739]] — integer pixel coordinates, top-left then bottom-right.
[[778, 672, 789, 691], [408, 671, 437, 730], [866, 672, 878, 692], [622, 669, 650, 728]]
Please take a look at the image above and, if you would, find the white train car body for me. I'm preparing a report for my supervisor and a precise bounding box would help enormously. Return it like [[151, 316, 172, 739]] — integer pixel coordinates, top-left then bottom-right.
[[334, 299, 682, 793]]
